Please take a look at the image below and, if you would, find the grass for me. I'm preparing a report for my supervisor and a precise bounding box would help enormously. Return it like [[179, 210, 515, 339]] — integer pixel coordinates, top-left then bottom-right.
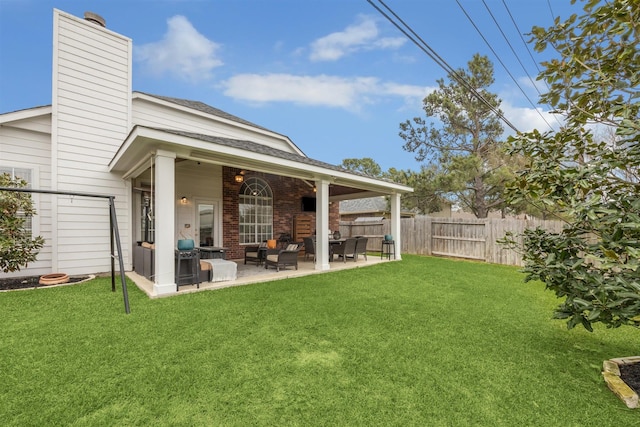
[[1, 255, 638, 426]]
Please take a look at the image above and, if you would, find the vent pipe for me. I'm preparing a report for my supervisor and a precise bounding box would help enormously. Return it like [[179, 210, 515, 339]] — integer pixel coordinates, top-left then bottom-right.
[[84, 12, 106, 28]]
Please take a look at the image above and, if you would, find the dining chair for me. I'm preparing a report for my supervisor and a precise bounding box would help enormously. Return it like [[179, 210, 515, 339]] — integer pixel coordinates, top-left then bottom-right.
[[354, 237, 368, 261], [332, 237, 357, 263], [303, 236, 316, 261]]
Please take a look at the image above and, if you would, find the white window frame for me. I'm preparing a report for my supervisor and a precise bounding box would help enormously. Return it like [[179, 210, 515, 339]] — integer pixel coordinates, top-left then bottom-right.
[[0, 164, 40, 237], [239, 177, 273, 245]]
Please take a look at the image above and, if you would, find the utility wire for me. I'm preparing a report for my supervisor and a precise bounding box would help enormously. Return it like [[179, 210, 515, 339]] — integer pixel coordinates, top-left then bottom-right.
[[458, 0, 555, 131], [547, 0, 556, 21], [499, 0, 561, 128], [365, 0, 520, 133], [482, 0, 542, 98], [480, 0, 560, 130], [501, 0, 543, 76]]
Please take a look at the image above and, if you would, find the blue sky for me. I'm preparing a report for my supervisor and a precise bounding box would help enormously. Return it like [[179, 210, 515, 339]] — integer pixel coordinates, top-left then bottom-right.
[[0, 0, 582, 171]]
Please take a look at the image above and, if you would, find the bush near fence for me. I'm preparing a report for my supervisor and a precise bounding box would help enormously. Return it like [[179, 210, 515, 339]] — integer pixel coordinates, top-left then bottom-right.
[[340, 217, 564, 266]]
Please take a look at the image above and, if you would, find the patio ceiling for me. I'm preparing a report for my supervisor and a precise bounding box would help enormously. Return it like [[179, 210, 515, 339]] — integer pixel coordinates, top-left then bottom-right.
[[109, 125, 413, 200]]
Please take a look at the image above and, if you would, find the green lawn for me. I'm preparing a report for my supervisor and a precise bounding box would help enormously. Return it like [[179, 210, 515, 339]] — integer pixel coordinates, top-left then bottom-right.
[[1, 255, 637, 426]]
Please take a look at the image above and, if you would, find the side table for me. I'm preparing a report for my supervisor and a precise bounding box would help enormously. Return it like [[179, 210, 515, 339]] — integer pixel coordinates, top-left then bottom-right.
[[381, 240, 396, 260]]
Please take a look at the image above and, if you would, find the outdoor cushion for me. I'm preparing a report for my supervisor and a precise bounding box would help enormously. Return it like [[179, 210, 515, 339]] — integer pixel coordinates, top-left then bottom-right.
[[286, 244, 299, 251]]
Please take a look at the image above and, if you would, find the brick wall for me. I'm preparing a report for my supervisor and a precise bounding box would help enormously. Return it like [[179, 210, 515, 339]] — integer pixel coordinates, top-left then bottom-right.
[[222, 167, 339, 259]]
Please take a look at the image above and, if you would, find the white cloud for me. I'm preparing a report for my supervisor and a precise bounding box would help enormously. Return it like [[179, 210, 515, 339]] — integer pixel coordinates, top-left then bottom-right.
[[500, 101, 562, 135], [518, 75, 547, 95], [221, 73, 431, 112], [135, 15, 223, 83], [309, 15, 405, 62]]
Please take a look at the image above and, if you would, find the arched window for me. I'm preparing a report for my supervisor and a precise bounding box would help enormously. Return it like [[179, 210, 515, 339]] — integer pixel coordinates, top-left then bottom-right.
[[239, 177, 273, 244]]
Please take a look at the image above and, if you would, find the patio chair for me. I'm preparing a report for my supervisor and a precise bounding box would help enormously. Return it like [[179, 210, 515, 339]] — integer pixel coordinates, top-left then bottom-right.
[[244, 241, 267, 265], [354, 236, 368, 261], [265, 242, 302, 271], [303, 236, 316, 261], [332, 237, 357, 263]]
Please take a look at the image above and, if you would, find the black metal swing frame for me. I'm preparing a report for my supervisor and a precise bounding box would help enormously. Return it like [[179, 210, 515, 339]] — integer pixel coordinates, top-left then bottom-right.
[[0, 186, 131, 314]]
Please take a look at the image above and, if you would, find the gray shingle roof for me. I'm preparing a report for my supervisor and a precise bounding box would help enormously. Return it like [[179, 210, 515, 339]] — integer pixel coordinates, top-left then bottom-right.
[[150, 127, 366, 177], [340, 197, 388, 213]]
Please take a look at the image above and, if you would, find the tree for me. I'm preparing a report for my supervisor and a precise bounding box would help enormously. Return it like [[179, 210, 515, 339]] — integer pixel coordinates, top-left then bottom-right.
[[504, 0, 640, 331], [385, 166, 447, 214], [341, 158, 446, 214], [399, 54, 513, 218], [340, 158, 383, 177], [0, 174, 45, 273]]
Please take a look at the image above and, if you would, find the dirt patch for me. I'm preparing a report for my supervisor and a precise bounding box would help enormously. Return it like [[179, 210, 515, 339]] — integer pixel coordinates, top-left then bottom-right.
[[0, 275, 91, 291], [621, 363, 640, 395]]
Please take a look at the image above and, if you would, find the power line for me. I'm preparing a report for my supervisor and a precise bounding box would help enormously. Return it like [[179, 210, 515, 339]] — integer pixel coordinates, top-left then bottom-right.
[[482, 0, 542, 98], [365, 0, 520, 133], [499, 0, 561, 128], [547, 0, 556, 21], [458, 0, 555, 131], [501, 0, 543, 76]]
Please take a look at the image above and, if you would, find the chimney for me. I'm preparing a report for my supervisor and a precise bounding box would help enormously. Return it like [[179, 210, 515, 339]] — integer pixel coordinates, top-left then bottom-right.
[[84, 11, 106, 28]]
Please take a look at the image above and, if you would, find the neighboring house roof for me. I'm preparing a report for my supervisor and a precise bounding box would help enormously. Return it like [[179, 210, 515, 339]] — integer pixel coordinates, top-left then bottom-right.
[[340, 197, 388, 214], [340, 196, 416, 217]]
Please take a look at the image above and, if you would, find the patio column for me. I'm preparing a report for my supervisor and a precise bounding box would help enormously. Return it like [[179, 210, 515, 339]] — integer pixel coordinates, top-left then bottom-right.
[[315, 179, 331, 271], [153, 149, 177, 295], [390, 192, 402, 260]]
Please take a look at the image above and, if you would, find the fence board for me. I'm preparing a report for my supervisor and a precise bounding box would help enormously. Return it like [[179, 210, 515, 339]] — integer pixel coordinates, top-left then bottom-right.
[[342, 216, 564, 266]]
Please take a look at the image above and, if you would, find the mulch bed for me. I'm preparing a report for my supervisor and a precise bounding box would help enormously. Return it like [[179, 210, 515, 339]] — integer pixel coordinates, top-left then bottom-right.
[[620, 363, 640, 395], [0, 275, 91, 290]]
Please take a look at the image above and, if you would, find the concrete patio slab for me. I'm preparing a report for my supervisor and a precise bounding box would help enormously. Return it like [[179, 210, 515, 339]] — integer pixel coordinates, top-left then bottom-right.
[[128, 256, 394, 298]]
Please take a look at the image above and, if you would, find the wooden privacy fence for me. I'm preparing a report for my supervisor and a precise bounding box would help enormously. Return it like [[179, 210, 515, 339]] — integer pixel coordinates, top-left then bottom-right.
[[340, 217, 564, 266]]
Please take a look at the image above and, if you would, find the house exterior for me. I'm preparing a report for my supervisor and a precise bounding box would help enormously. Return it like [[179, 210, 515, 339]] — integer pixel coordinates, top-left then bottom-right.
[[0, 9, 412, 296]]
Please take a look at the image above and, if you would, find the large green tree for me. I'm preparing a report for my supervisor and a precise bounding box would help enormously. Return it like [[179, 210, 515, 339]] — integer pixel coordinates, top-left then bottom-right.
[[340, 158, 446, 214], [504, 0, 639, 331], [385, 166, 447, 214], [0, 174, 45, 273], [340, 158, 383, 177], [399, 54, 512, 218]]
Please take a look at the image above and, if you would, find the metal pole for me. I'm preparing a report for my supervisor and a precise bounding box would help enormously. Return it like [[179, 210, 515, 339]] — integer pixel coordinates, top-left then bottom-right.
[[110, 197, 130, 314], [110, 201, 116, 293]]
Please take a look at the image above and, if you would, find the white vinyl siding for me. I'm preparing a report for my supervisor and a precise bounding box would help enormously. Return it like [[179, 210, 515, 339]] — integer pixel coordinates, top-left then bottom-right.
[[174, 162, 223, 244], [132, 98, 300, 154], [51, 10, 132, 274], [0, 121, 52, 277]]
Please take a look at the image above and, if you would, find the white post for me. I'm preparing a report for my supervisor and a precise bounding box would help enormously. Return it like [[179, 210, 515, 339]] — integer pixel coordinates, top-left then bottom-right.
[[390, 193, 402, 260], [315, 179, 331, 270], [153, 149, 177, 295]]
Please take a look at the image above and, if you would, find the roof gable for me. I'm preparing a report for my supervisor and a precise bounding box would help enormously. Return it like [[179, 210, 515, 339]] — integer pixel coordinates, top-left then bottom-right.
[[136, 92, 269, 132], [0, 105, 52, 124], [133, 92, 307, 156]]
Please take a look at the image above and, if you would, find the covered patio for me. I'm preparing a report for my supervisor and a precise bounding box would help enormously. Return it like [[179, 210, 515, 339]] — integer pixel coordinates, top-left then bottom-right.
[[128, 254, 395, 298], [109, 101, 412, 297]]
